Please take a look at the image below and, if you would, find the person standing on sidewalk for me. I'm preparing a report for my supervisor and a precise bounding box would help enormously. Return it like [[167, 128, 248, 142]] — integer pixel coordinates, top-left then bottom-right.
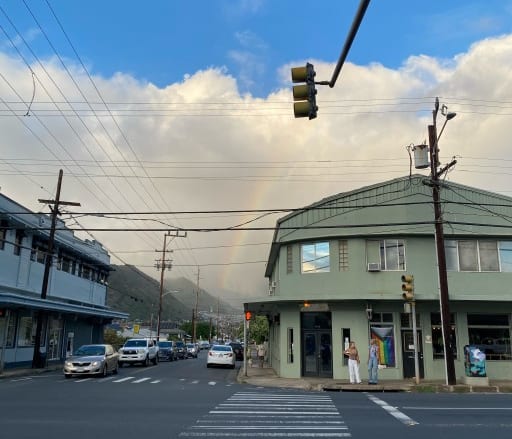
[[368, 338, 380, 384], [344, 341, 361, 384], [257, 342, 266, 368]]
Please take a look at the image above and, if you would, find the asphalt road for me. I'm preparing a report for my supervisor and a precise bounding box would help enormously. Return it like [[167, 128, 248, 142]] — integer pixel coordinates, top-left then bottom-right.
[[1, 351, 511, 438]]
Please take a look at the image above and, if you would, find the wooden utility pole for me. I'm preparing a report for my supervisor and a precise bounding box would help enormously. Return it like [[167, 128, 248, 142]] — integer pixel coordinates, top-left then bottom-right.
[[32, 170, 80, 368], [192, 266, 200, 343], [155, 230, 186, 341], [427, 98, 457, 385]]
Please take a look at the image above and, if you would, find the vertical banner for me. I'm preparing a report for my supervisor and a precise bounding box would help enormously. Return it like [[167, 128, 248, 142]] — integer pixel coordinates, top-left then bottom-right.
[[370, 326, 395, 367]]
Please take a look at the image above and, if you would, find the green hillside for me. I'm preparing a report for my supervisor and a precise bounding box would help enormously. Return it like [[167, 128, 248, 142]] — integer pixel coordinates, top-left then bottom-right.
[[106, 265, 240, 322]]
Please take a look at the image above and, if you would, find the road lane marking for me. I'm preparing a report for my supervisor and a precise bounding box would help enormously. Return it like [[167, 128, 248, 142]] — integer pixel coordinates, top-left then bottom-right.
[[208, 381, 217, 386], [112, 376, 135, 382], [366, 394, 418, 426], [403, 406, 512, 410], [132, 377, 151, 383]]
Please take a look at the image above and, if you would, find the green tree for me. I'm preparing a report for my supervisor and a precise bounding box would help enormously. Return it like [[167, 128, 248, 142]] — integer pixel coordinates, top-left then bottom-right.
[[180, 321, 215, 340], [249, 315, 269, 344], [103, 329, 127, 350]]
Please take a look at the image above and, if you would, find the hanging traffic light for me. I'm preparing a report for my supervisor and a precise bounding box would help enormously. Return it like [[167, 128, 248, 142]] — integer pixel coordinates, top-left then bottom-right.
[[291, 63, 318, 119], [245, 310, 252, 321], [401, 275, 414, 301]]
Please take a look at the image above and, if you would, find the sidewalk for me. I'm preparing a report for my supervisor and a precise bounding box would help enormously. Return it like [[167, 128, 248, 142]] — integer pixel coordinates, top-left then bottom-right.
[[237, 362, 512, 393]]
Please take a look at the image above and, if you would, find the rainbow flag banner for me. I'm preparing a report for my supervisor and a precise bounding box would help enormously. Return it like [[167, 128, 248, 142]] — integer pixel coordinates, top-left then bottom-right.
[[370, 326, 395, 367]]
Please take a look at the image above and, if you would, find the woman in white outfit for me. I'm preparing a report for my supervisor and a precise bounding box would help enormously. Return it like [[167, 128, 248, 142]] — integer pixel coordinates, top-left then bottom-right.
[[344, 341, 361, 384]]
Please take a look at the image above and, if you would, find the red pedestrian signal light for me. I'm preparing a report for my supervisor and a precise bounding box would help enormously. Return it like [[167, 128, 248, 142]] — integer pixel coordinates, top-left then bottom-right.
[[245, 311, 252, 321]]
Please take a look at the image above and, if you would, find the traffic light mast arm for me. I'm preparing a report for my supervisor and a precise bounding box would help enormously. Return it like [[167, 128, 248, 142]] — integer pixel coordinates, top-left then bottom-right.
[[328, 0, 371, 88]]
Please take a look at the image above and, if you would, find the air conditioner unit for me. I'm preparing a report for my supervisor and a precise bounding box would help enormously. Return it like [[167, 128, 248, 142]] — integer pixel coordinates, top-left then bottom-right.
[[367, 263, 381, 272]]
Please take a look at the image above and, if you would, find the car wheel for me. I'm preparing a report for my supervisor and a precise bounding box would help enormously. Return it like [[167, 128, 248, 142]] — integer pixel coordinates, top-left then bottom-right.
[[144, 356, 150, 367], [118, 361, 123, 368], [101, 364, 108, 377], [152, 355, 158, 365], [113, 362, 119, 375]]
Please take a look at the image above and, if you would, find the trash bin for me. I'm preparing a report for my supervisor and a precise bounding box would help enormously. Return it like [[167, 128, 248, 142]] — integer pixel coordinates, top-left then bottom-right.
[[464, 345, 486, 377]]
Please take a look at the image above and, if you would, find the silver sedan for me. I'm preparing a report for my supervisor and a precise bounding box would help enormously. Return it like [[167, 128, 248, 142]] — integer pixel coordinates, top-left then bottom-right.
[[64, 344, 119, 378]]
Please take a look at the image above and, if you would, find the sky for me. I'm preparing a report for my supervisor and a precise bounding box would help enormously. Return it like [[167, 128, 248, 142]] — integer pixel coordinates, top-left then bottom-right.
[[1, 0, 512, 306]]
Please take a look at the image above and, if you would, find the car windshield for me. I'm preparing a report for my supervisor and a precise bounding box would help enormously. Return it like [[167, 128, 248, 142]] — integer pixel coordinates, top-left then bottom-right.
[[158, 342, 171, 348], [124, 340, 147, 347], [75, 345, 105, 356], [211, 345, 232, 352]]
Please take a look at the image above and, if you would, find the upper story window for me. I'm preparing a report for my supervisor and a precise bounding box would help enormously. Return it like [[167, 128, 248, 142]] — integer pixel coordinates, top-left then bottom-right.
[[31, 238, 49, 264], [339, 240, 348, 271], [380, 239, 405, 271], [445, 240, 511, 272], [286, 245, 293, 274], [0, 219, 7, 250], [13, 230, 24, 256], [301, 242, 330, 273]]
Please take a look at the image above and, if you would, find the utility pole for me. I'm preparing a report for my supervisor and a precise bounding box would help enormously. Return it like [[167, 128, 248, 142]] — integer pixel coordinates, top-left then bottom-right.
[[192, 266, 200, 343], [427, 98, 457, 385], [155, 230, 187, 341], [33, 170, 81, 368]]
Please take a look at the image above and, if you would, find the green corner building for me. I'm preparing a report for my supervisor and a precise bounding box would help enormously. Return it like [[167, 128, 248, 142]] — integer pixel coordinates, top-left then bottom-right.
[[246, 175, 512, 382]]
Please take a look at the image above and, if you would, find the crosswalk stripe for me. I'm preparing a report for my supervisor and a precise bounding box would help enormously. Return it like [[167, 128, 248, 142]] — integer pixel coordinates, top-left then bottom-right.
[[112, 376, 135, 383], [132, 377, 151, 383]]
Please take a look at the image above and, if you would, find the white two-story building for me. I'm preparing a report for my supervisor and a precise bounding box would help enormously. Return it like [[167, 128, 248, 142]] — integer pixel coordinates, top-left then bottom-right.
[[0, 192, 127, 370]]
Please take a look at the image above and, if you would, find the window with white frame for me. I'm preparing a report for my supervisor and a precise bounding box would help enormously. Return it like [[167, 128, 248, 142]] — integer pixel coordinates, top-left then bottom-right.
[[499, 242, 512, 272], [445, 240, 510, 272], [379, 239, 405, 271], [301, 242, 330, 273]]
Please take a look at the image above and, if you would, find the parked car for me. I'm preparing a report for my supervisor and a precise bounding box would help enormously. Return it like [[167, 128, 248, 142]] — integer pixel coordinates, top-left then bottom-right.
[[118, 338, 158, 367], [206, 344, 235, 369], [199, 341, 210, 350], [64, 344, 119, 378], [186, 343, 198, 358], [174, 340, 187, 359], [157, 341, 176, 361], [229, 342, 244, 361]]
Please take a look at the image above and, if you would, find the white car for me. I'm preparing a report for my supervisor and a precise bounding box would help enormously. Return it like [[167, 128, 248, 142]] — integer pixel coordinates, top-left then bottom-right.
[[206, 344, 235, 369]]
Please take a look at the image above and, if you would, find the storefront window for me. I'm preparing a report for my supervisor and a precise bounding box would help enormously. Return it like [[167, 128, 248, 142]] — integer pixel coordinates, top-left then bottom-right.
[[287, 328, 294, 363], [430, 312, 457, 359], [0, 311, 16, 348], [468, 314, 511, 361], [370, 313, 395, 367], [18, 316, 36, 347]]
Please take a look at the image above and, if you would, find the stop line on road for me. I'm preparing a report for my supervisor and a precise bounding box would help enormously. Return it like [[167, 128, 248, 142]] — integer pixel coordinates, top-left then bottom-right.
[[179, 390, 351, 437]]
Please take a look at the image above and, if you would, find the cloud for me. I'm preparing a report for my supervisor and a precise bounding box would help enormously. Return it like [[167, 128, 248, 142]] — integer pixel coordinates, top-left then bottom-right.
[[2, 34, 512, 300]]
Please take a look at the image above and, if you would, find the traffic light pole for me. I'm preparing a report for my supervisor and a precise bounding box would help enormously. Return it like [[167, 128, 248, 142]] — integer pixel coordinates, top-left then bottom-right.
[[428, 99, 457, 385], [411, 301, 420, 385]]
